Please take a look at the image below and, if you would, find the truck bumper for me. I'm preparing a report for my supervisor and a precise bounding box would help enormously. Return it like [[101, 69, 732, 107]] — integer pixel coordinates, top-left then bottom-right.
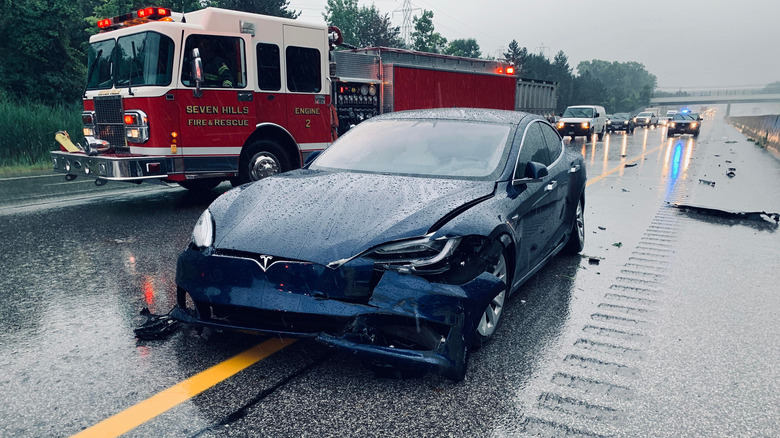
[[50, 151, 173, 181]]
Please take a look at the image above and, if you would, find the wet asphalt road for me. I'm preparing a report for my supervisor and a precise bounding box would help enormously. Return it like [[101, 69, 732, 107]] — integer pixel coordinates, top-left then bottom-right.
[[1, 111, 778, 437]]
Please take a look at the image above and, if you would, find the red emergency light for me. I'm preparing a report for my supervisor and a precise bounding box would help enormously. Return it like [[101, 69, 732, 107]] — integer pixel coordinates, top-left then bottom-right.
[[506, 66, 515, 75], [97, 18, 113, 29], [97, 6, 172, 30], [137, 7, 170, 19]]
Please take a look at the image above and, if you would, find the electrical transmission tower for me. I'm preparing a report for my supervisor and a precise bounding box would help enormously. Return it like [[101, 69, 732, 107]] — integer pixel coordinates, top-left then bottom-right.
[[394, 0, 420, 47]]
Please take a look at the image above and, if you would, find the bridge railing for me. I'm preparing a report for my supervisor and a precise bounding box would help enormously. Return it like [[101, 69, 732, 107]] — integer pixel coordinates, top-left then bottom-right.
[[654, 88, 774, 98], [729, 115, 780, 158]]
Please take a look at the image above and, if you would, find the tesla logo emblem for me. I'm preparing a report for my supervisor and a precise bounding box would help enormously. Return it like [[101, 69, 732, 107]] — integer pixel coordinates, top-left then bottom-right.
[[258, 255, 274, 272]]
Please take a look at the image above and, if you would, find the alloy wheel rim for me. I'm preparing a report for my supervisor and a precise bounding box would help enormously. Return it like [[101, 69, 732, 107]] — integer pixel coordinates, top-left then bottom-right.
[[477, 253, 507, 338]]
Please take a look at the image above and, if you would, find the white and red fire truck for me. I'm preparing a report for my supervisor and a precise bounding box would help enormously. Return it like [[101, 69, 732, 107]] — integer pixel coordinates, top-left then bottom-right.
[[52, 6, 556, 190]]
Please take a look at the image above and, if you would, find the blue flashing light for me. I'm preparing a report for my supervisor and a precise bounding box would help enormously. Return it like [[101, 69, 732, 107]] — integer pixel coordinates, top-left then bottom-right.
[[681, 109, 690, 113]]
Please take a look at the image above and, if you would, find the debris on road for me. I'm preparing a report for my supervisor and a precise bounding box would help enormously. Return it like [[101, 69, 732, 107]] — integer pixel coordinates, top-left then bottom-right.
[[624, 163, 638, 168], [598, 226, 607, 230], [668, 203, 780, 225], [134, 307, 179, 340], [698, 179, 716, 187], [725, 140, 737, 144], [727, 171, 736, 178], [588, 257, 601, 265], [612, 242, 623, 248]]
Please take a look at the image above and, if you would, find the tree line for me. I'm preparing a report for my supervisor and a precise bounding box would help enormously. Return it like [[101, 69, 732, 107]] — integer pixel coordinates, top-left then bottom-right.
[[1, 0, 656, 114]]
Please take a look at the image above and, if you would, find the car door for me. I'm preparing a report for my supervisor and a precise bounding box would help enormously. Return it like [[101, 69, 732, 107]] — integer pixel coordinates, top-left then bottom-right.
[[508, 121, 557, 275], [539, 122, 572, 253]]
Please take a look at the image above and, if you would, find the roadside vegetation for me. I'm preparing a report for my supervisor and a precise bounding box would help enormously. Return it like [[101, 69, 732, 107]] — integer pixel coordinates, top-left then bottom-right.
[[0, 98, 82, 168]]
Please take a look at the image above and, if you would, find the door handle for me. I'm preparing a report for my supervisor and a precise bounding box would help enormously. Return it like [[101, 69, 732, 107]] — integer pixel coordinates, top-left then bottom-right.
[[569, 164, 580, 173], [545, 181, 557, 192]]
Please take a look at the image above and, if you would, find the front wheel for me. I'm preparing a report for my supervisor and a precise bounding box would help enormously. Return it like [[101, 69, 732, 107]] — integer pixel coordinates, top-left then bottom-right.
[[563, 197, 585, 254], [237, 139, 290, 185], [597, 126, 605, 141], [178, 178, 222, 193], [474, 250, 509, 348]]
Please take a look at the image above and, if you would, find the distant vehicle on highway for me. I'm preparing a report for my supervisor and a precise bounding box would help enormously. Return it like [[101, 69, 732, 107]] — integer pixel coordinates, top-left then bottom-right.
[[634, 111, 658, 127], [556, 105, 607, 140], [172, 108, 588, 381], [606, 113, 634, 133], [659, 109, 677, 126], [667, 112, 701, 137]]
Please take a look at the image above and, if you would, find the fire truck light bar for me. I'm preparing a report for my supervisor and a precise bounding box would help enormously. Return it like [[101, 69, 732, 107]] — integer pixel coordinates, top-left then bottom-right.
[[97, 7, 171, 30]]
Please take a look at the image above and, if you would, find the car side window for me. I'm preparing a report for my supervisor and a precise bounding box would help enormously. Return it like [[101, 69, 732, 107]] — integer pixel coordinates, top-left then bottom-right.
[[515, 122, 550, 178], [256, 43, 281, 91], [182, 35, 246, 88], [539, 122, 563, 163]]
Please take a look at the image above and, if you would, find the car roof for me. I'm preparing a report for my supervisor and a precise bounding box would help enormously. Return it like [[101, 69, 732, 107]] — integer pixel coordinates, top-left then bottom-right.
[[369, 108, 534, 125]]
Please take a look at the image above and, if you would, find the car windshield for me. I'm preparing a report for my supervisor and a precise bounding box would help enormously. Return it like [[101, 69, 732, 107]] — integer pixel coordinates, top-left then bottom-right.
[[611, 114, 628, 120], [86, 32, 175, 90], [562, 107, 594, 118], [673, 113, 698, 120], [310, 119, 512, 179]]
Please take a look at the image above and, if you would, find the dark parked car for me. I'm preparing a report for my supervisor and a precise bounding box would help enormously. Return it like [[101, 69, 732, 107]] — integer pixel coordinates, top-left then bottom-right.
[[606, 113, 634, 133], [667, 113, 701, 137], [173, 108, 587, 381]]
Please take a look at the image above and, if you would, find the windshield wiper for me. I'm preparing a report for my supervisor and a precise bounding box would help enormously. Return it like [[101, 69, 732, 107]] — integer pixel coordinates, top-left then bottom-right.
[[83, 49, 103, 98]]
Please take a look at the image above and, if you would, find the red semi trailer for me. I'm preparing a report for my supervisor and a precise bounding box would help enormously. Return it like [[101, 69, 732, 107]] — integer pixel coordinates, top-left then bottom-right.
[[51, 7, 542, 190]]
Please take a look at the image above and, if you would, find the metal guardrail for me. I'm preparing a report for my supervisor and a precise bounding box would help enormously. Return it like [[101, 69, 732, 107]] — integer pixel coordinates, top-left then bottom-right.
[[728, 115, 780, 158]]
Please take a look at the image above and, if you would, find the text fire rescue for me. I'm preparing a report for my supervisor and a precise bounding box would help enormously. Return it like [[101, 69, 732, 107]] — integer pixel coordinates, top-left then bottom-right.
[[186, 105, 250, 127]]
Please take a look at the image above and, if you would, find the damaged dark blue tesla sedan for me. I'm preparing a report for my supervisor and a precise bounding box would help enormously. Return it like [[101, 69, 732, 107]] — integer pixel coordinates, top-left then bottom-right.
[[172, 108, 586, 381]]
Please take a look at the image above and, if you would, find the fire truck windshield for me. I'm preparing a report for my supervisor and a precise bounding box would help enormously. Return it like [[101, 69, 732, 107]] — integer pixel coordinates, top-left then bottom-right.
[[86, 31, 175, 90]]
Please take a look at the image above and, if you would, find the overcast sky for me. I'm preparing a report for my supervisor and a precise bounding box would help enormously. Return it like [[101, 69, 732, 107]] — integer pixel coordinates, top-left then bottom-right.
[[287, 0, 780, 90]]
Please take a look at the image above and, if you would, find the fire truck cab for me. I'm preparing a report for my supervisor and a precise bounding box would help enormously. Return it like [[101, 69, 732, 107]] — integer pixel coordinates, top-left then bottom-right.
[[53, 7, 335, 189], [52, 7, 532, 190]]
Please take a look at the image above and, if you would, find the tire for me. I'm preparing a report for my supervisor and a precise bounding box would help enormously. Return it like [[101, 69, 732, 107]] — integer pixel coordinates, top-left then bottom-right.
[[667, 130, 674, 138], [563, 197, 585, 255], [238, 139, 290, 184], [570, 135, 576, 140], [177, 178, 222, 192], [693, 130, 700, 138], [597, 126, 605, 141], [474, 250, 509, 348]]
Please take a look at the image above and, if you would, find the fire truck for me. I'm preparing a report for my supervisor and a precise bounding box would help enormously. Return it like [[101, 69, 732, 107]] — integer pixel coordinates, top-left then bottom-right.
[[51, 6, 556, 190]]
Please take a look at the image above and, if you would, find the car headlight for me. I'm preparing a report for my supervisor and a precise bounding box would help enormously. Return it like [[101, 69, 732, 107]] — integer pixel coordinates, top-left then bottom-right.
[[606, 120, 611, 124], [366, 235, 500, 284], [557, 122, 564, 129], [670, 122, 676, 128], [691, 122, 698, 128], [192, 209, 214, 249], [581, 122, 589, 129]]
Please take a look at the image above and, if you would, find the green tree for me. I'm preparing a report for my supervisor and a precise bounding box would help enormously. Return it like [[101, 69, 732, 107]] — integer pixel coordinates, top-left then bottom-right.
[[503, 39, 527, 73], [411, 10, 446, 53], [325, 1, 403, 48], [571, 70, 608, 107], [444, 38, 480, 58], [0, 0, 87, 103], [577, 60, 657, 112], [355, 4, 403, 48]]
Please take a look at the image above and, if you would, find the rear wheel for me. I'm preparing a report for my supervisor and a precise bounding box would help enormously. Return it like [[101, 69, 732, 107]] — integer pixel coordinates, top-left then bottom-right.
[[237, 139, 290, 185], [474, 250, 508, 348], [563, 197, 585, 254]]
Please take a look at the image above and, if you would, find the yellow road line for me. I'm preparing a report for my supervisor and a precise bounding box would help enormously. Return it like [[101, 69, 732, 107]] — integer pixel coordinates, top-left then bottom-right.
[[586, 144, 665, 187], [72, 338, 296, 438]]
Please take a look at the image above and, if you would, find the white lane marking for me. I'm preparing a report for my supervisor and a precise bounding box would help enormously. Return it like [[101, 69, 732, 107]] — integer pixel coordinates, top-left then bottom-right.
[[0, 174, 61, 182]]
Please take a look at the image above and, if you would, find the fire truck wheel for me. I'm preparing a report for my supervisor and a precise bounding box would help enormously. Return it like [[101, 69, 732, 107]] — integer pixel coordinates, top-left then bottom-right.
[[239, 140, 290, 184], [178, 178, 222, 192]]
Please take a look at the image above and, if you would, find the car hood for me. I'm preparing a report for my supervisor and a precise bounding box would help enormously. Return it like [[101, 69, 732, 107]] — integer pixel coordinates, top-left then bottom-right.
[[212, 169, 496, 265]]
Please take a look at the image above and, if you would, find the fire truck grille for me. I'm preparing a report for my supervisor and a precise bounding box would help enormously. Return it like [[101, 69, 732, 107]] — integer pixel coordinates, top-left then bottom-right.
[[93, 95, 128, 153]]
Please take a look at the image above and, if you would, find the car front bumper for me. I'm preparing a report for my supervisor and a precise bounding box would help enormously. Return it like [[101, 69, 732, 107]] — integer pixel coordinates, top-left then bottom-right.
[[174, 248, 504, 379], [51, 150, 173, 181], [556, 123, 592, 136]]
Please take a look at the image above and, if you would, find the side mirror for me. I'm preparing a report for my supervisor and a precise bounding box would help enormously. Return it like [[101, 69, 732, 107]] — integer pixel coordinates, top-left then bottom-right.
[[595, 112, 600, 118], [513, 161, 548, 185], [304, 150, 323, 167], [191, 48, 204, 98]]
